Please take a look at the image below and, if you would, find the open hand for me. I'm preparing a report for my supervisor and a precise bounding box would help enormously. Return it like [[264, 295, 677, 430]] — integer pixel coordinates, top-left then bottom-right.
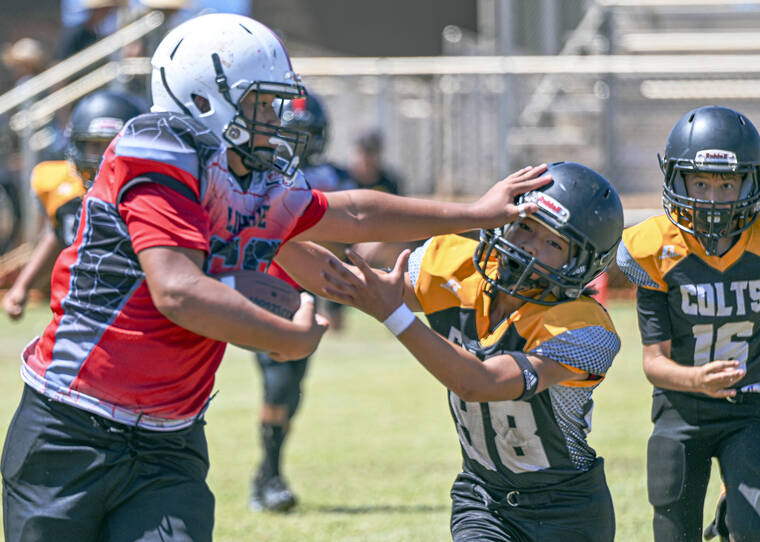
[[323, 248, 410, 321], [471, 164, 552, 229], [692, 360, 745, 398], [2, 285, 28, 320]]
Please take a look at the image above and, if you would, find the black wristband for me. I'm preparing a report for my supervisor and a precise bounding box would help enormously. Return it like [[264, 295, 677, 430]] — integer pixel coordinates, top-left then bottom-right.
[[512, 352, 539, 401]]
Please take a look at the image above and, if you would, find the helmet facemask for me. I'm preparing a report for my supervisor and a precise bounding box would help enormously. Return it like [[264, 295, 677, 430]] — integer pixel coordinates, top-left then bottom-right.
[[661, 153, 760, 255], [281, 96, 329, 166], [209, 54, 309, 178], [67, 136, 113, 187], [473, 215, 604, 306]]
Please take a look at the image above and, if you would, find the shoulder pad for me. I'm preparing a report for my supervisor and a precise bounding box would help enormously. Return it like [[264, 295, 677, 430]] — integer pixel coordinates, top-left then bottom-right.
[[114, 112, 222, 179], [525, 297, 620, 382], [288, 168, 314, 190], [414, 234, 489, 314], [540, 297, 616, 332], [618, 215, 686, 291]]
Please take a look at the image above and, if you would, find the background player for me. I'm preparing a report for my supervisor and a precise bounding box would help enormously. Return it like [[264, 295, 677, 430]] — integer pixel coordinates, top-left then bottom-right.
[[248, 94, 352, 512], [326, 161, 624, 542], [1, 14, 552, 541], [616, 105, 760, 542], [2, 89, 145, 320]]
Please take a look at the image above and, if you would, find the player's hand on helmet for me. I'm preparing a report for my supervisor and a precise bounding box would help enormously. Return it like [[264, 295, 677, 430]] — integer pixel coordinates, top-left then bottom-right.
[[692, 360, 746, 398], [324, 248, 410, 322], [2, 284, 28, 320], [471, 164, 552, 229], [270, 293, 329, 361]]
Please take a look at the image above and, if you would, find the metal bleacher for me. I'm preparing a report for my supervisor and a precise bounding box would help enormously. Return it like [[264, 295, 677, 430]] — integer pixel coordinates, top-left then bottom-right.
[[0, 11, 162, 248], [502, 0, 760, 225], [4, 0, 760, 251]]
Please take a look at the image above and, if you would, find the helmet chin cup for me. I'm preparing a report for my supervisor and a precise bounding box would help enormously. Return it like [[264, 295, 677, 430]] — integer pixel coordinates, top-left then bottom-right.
[[270, 136, 293, 157], [241, 145, 300, 177], [241, 147, 275, 172]]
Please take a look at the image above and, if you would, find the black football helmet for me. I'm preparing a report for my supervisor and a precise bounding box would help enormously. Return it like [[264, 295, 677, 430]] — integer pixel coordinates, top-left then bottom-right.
[[473, 161, 623, 306], [66, 89, 146, 187], [660, 105, 760, 255], [281, 94, 329, 165]]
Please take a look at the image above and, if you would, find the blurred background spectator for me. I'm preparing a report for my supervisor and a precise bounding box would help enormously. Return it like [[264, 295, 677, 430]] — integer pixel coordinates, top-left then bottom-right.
[[2, 38, 49, 86], [349, 129, 403, 195], [57, 0, 123, 59]]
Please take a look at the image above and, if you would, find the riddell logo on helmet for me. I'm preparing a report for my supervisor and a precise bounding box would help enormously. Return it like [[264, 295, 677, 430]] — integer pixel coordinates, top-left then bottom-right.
[[695, 149, 738, 168], [524, 192, 570, 222], [87, 117, 125, 133]]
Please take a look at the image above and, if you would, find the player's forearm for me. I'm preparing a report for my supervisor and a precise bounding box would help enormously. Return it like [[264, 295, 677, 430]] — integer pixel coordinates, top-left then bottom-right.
[[154, 274, 312, 357], [397, 320, 524, 401], [325, 190, 480, 242], [12, 229, 63, 290], [275, 241, 348, 301], [643, 354, 702, 392]]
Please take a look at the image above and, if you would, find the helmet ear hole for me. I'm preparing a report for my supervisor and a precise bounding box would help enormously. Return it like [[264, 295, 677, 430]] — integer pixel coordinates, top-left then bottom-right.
[[191, 93, 211, 114]]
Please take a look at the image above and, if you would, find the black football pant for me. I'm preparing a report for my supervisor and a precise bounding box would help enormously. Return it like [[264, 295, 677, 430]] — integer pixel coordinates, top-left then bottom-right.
[[2, 385, 214, 542], [648, 391, 760, 542], [450, 459, 614, 542]]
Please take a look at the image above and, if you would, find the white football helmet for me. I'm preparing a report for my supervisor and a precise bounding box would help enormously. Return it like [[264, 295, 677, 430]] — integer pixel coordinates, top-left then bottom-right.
[[151, 13, 308, 176]]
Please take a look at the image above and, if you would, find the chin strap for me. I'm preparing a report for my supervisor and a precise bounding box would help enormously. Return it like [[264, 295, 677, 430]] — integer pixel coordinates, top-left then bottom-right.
[[211, 53, 235, 106]]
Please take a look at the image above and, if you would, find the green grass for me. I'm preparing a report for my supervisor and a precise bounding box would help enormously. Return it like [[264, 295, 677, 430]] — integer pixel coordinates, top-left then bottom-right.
[[0, 301, 723, 541]]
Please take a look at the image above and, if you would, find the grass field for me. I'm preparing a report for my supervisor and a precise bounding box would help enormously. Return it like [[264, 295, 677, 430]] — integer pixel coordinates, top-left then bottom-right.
[[0, 301, 722, 541]]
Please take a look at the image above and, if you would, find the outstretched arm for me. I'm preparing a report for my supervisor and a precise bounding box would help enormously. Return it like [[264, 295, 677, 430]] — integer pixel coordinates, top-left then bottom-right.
[[275, 240, 422, 311], [325, 249, 585, 401], [292, 165, 551, 243]]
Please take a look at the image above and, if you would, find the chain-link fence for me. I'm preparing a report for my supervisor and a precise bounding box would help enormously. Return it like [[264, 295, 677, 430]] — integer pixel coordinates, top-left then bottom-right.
[[301, 60, 760, 205]]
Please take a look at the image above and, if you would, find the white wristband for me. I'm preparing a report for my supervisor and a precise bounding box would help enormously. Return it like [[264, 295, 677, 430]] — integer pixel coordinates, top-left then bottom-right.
[[382, 303, 416, 336]]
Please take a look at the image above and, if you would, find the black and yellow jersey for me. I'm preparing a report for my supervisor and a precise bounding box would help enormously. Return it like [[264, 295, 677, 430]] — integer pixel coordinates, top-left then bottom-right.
[[409, 234, 620, 490], [30, 160, 85, 246], [617, 214, 760, 391]]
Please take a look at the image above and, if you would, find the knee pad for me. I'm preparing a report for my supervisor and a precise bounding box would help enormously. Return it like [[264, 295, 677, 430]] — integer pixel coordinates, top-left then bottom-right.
[[261, 360, 307, 418], [647, 435, 686, 507]]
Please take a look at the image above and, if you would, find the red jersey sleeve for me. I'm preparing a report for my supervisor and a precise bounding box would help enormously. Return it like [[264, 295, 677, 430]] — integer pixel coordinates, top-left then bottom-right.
[[284, 189, 328, 242], [270, 189, 328, 290], [267, 261, 301, 290], [118, 183, 210, 254]]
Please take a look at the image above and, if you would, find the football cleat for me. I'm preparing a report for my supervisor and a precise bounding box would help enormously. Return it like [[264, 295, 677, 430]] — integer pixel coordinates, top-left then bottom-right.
[[250, 474, 297, 512]]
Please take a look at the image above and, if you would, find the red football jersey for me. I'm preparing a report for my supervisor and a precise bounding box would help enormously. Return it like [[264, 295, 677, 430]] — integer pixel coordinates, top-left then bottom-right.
[[22, 112, 327, 430]]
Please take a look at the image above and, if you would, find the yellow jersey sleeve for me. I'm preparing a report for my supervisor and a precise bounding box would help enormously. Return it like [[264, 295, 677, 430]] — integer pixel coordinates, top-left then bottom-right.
[[30, 161, 86, 227], [515, 298, 620, 386]]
